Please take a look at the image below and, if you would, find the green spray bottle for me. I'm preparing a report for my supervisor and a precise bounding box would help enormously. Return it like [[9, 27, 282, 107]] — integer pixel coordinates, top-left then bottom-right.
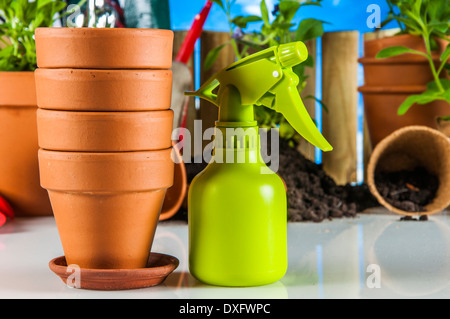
[[185, 41, 333, 287]]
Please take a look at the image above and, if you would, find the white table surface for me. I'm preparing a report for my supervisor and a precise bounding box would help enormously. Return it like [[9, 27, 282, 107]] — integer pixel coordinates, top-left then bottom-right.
[[0, 208, 449, 299]]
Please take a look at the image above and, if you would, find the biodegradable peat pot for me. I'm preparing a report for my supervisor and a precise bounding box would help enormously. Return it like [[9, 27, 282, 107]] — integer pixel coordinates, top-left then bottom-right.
[[437, 118, 450, 138], [35, 27, 173, 69], [37, 109, 174, 152], [358, 34, 449, 146], [0, 72, 52, 216], [39, 149, 174, 269], [35, 68, 173, 111], [367, 126, 450, 216]]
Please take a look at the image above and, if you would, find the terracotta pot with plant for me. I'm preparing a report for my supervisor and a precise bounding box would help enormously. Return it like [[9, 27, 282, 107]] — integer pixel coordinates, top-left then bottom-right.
[[35, 27, 179, 274], [359, 0, 449, 146], [0, 0, 71, 217]]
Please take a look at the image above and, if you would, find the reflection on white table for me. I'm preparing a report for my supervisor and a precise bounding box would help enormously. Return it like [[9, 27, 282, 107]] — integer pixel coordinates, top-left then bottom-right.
[[0, 208, 448, 299]]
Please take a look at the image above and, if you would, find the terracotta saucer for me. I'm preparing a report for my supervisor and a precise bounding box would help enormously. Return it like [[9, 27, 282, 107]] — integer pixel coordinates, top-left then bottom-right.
[[49, 252, 179, 290]]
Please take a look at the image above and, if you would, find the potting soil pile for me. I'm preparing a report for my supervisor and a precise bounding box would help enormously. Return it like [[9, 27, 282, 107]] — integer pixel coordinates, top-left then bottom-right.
[[276, 139, 379, 222], [175, 138, 380, 223]]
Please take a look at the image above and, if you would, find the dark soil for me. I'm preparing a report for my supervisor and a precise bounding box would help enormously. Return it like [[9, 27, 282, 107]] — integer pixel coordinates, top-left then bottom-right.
[[276, 139, 379, 222], [172, 138, 380, 223], [374, 167, 439, 213], [399, 215, 429, 221]]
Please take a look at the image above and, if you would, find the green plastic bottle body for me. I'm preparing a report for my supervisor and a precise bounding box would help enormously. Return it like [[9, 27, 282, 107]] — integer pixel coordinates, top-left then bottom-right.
[[188, 154, 287, 287]]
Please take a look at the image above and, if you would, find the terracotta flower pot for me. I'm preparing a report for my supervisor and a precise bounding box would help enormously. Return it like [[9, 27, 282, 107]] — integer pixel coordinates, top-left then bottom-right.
[[39, 149, 174, 269], [37, 109, 174, 152], [0, 72, 52, 216], [35, 68, 173, 111], [359, 86, 448, 146], [160, 143, 187, 221], [367, 126, 450, 216], [359, 34, 446, 86], [358, 34, 449, 147], [35, 27, 173, 69]]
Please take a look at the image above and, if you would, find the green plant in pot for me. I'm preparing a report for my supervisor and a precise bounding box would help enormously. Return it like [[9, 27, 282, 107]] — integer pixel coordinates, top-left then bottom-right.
[[205, 0, 327, 147], [0, 0, 69, 216], [358, 0, 449, 145]]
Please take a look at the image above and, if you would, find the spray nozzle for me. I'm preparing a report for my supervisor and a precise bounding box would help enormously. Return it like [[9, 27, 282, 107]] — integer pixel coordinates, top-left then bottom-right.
[[185, 41, 333, 152], [277, 42, 309, 68]]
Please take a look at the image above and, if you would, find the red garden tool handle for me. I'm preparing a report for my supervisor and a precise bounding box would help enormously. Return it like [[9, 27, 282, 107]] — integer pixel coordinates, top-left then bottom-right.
[[175, 0, 213, 64], [0, 195, 14, 227]]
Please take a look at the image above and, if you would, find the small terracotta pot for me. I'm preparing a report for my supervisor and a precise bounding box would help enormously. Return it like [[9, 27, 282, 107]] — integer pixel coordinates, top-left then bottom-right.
[[35, 27, 173, 69], [37, 109, 174, 152], [0, 72, 52, 216], [39, 149, 174, 269], [35, 68, 172, 111], [359, 86, 449, 146], [367, 126, 450, 216]]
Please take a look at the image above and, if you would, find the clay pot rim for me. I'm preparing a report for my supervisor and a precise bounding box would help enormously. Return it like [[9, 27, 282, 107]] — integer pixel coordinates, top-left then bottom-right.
[[39, 148, 174, 159], [358, 85, 426, 94], [35, 68, 173, 74], [36, 27, 173, 38], [367, 125, 450, 216], [358, 57, 436, 65], [35, 27, 174, 70], [37, 108, 174, 116], [39, 148, 174, 192], [364, 33, 415, 45]]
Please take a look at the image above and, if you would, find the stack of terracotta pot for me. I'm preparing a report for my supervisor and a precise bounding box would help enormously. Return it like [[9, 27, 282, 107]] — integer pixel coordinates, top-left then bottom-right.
[[34, 28, 175, 270]]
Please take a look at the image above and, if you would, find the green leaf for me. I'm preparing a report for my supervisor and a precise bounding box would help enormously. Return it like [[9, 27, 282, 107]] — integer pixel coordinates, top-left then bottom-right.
[[376, 45, 427, 59], [231, 15, 262, 29], [304, 95, 328, 113], [427, 78, 450, 92], [271, 21, 294, 30], [203, 42, 228, 71], [398, 94, 435, 115], [278, 1, 301, 22], [397, 79, 450, 115], [441, 44, 450, 62], [427, 21, 449, 34], [51, 1, 67, 14], [295, 18, 324, 42], [209, 0, 224, 11], [260, 0, 270, 26], [37, 0, 55, 9], [439, 115, 450, 121]]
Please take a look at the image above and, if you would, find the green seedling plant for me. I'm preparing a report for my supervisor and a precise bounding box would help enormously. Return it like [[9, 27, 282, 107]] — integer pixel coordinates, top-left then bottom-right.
[[376, 0, 450, 118], [0, 0, 84, 71], [206, 0, 327, 146]]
